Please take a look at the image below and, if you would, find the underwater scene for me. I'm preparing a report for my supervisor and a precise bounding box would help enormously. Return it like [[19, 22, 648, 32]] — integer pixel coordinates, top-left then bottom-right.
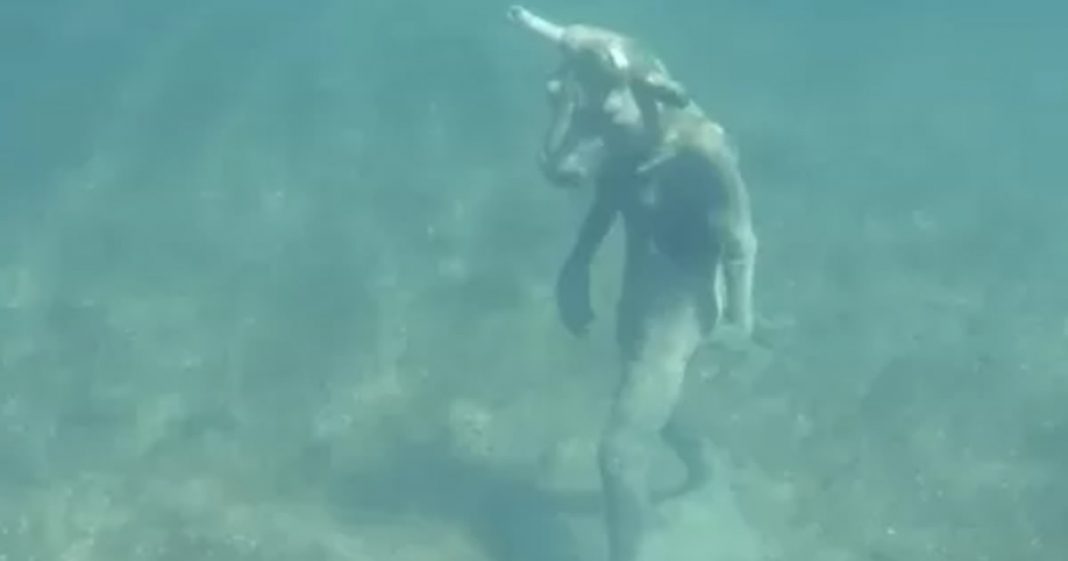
[[1, 1, 1066, 560]]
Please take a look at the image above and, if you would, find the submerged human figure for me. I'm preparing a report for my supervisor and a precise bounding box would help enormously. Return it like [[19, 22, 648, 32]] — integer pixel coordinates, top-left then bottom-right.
[[508, 6, 759, 561]]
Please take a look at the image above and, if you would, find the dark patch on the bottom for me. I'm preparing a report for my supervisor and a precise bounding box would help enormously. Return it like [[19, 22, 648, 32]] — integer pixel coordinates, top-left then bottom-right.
[[326, 441, 591, 561]]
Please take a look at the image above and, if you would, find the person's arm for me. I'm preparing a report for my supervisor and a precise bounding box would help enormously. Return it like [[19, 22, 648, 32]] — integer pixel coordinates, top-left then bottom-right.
[[567, 182, 618, 266], [707, 144, 757, 338], [556, 181, 619, 335]]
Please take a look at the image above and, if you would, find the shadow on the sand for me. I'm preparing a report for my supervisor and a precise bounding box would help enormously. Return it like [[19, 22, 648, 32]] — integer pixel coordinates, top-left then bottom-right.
[[324, 441, 603, 561]]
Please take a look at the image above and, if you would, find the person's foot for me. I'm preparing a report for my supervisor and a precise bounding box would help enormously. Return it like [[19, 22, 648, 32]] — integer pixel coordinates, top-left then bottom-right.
[[655, 435, 717, 503]]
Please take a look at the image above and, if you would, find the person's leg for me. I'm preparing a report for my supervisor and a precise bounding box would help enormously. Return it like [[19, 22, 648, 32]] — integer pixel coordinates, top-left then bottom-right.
[[602, 262, 703, 561]]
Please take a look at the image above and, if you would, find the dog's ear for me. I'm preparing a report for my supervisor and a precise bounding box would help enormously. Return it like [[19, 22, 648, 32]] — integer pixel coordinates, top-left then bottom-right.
[[557, 26, 631, 80]]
